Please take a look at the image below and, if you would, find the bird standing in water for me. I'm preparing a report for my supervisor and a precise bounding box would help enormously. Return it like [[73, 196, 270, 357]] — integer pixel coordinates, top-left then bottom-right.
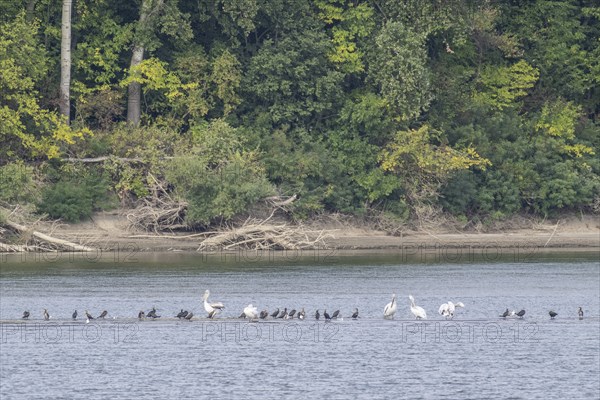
[[297, 308, 306, 320], [22, 311, 30, 320], [260, 310, 269, 319], [98, 310, 108, 319], [315, 310, 320, 320], [384, 294, 397, 319], [138, 311, 145, 320], [578, 307, 584, 319], [85, 310, 94, 320], [516, 309, 526, 318], [202, 290, 225, 319], [270, 308, 279, 318], [549, 311, 558, 319], [147, 307, 160, 318], [243, 304, 259, 320], [43, 309, 50, 321], [352, 308, 359, 319], [72, 310, 78, 320], [408, 295, 427, 320]]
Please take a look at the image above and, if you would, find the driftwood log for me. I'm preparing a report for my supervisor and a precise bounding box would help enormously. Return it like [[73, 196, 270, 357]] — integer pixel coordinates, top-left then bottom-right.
[[1, 220, 95, 252]]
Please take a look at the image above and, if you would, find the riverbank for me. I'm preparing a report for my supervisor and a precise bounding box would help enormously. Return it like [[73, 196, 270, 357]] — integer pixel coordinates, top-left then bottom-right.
[[5, 211, 595, 253]]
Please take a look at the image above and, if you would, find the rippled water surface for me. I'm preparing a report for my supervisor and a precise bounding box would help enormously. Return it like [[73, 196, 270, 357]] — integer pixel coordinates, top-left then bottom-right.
[[1, 250, 599, 399]]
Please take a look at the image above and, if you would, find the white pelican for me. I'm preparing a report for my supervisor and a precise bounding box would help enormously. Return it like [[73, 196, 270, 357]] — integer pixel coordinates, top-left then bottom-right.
[[243, 304, 258, 320], [438, 301, 465, 319], [409, 295, 427, 319], [384, 294, 397, 319], [203, 290, 225, 319]]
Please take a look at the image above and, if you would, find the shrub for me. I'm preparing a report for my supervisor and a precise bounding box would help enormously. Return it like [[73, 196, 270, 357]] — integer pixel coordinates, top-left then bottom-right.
[[38, 182, 94, 222], [37, 168, 115, 222], [166, 154, 273, 226], [0, 161, 39, 204]]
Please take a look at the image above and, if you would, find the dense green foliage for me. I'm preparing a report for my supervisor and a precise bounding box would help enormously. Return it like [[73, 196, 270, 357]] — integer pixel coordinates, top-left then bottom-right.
[[37, 167, 116, 222], [0, 0, 598, 225]]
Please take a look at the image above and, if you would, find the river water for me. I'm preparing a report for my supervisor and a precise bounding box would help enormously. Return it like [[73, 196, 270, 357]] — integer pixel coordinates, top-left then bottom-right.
[[0, 250, 598, 399]]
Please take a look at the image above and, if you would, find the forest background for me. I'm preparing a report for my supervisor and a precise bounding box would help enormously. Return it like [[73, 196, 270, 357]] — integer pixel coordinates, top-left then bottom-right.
[[1, 0, 598, 240]]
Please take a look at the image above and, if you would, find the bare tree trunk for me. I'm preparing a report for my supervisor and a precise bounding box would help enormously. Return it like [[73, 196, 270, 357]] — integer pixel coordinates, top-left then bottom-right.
[[59, 0, 72, 123], [127, 0, 163, 126], [26, 0, 38, 22], [127, 44, 145, 126]]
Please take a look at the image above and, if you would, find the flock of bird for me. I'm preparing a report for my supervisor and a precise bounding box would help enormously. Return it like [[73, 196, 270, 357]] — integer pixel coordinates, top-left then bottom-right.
[[18, 291, 586, 322]]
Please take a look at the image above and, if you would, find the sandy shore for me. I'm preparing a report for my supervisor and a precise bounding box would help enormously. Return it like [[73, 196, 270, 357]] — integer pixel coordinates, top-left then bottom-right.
[[19, 211, 595, 253]]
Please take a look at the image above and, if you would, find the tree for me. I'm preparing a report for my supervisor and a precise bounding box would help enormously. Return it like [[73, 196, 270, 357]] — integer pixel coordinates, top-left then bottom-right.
[[127, 0, 162, 126], [380, 125, 490, 211], [126, 0, 192, 126], [0, 12, 89, 162], [59, 0, 72, 122], [368, 21, 431, 121]]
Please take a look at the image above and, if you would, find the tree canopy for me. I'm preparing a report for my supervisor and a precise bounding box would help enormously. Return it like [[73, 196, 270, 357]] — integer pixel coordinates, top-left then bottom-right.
[[0, 0, 598, 225]]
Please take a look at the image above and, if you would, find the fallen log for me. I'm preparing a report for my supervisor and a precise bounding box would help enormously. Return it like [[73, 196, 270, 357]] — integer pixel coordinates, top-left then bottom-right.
[[5, 221, 96, 252]]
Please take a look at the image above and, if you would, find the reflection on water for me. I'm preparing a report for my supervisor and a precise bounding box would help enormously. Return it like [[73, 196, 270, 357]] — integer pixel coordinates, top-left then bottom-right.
[[1, 251, 599, 399]]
